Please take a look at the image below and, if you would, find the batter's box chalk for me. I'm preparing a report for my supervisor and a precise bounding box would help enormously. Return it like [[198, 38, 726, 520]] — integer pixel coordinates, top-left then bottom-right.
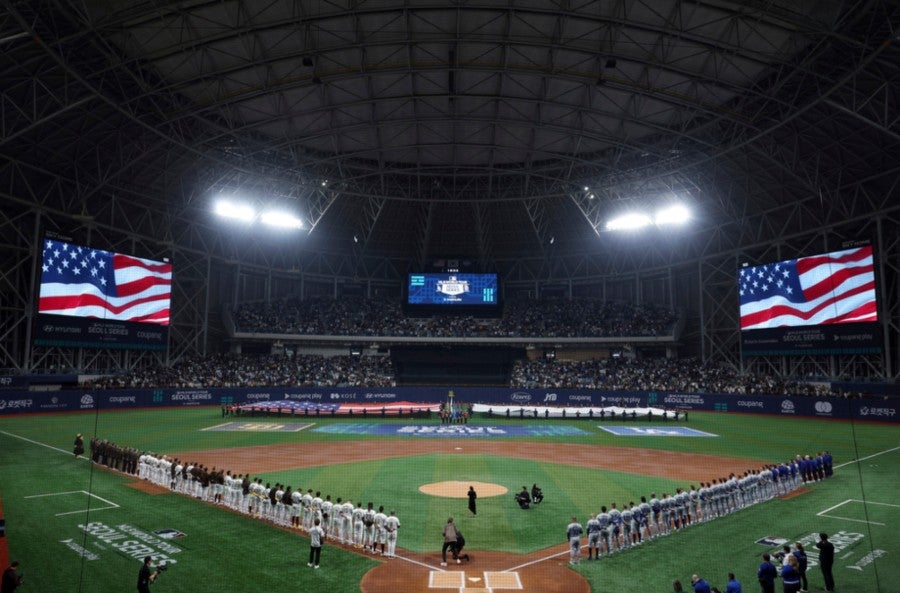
[[430, 571, 465, 588], [484, 572, 523, 589]]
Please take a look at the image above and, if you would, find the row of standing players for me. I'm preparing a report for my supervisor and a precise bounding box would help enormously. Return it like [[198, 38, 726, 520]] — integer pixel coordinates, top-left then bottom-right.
[[130, 451, 402, 560], [565, 451, 834, 563]]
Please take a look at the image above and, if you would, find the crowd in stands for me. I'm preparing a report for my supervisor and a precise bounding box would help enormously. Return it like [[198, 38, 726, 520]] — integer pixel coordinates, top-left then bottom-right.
[[233, 296, 677, 338], [86, 352, 858, 397], [510, 357, 841, 397], [87, 353, 396, 389]]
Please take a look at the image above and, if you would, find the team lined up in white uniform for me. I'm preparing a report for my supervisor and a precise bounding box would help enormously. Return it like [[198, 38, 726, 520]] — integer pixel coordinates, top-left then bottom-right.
[[136, 452, 401, 558], [579, 454, 832, 561]]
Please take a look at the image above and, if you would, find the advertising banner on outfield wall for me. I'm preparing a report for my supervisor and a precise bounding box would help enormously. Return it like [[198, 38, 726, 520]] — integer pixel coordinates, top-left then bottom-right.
[[0, 386, 896, 423]]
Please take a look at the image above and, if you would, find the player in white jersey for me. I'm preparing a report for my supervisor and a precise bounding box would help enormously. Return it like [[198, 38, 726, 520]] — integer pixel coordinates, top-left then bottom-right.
[[157, 457, 170, 487], [274, 485, 286, 525], [321, 495, 334, 536], [363, 503, 377, 551], [173, 461, 184, 492], [352, 502, 366, 548], [252, 479, 265, 517], [384, 510, 400, 558], [301, 489, 314, 530], [373, 506, 388, 555], [339, 499, 353, 543], [291, 488, 303, 528]]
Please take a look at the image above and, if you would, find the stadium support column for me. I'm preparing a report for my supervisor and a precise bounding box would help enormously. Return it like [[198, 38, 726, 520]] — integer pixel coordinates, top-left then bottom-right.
[[23, 210, 42, 372], [877, 217, 894, 379], [698, 259, 706, 364]]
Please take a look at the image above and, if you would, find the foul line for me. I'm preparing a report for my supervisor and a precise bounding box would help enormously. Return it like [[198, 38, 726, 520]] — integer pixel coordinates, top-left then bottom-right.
[[0, 429, 84, 458], [816, 498, 886, 527], [834, 445, 900, 469], [504, 548, 569, 572], [24, 489, 120, 516], [396, 553, 446, 571]]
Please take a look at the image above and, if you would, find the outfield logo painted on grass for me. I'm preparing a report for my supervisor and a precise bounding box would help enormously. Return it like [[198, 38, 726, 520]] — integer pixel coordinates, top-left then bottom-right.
[[598, 426, 717, 437], [202, 422, 314, 432], [313, 424, 587, 437], [78, 522, 182, 565]]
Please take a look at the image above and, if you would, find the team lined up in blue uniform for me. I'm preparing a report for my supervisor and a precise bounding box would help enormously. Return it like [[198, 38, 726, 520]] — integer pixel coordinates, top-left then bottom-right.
[[579, 451, 833, 560]]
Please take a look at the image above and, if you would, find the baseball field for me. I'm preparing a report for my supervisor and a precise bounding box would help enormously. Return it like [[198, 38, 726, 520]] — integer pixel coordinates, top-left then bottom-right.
[[0, 407, 897, 593]]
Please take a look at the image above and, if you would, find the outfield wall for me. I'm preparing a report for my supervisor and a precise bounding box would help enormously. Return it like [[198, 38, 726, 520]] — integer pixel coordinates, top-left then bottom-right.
[[0, 386, 897, 422]]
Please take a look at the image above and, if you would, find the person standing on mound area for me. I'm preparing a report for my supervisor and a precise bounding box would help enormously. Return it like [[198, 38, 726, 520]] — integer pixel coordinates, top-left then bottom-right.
[[441, 517, 461, 566], [468, 486, 477, 516]]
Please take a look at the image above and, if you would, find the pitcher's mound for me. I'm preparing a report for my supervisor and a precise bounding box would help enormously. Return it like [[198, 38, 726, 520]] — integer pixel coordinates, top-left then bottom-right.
[[419, 481, 508, 498]]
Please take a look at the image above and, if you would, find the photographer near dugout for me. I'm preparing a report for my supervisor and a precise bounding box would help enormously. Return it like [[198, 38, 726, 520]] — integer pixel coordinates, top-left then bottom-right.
[[137, 556, 167, 593]]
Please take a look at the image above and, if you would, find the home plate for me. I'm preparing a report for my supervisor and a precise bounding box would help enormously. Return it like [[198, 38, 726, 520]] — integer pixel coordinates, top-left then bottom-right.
[[468, 577, 482, 582], [455, 447, 462, 450]]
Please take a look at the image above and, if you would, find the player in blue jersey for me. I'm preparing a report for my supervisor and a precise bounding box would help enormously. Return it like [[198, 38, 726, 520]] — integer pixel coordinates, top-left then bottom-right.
[[566, 516, 583, 564], [585, 514, 601, 560], [596, 506, 612, 557]]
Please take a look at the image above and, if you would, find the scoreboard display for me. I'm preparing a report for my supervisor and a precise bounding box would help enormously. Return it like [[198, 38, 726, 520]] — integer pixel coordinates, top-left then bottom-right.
[[406, 273, 498, 306]]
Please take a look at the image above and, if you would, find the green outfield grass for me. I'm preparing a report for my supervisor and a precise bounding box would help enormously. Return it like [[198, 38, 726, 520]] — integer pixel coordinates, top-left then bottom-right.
[[1, 408, 898, 593]]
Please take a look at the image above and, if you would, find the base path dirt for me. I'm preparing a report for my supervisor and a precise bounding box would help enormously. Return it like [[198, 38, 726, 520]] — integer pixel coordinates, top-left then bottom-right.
[[125, 480, 170, 495], [173, 439, 762, 482]]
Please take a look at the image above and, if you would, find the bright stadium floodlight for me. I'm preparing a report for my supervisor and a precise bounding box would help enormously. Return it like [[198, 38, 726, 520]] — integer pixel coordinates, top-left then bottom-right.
[[605, 212, 652, 231], [214, 200, 255, 222], [655, 203, 690, 225], [261, 210, 304, 229]]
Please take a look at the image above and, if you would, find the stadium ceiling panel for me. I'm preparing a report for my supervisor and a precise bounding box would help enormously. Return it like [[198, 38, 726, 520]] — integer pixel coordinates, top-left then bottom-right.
[[0, 0, 897, 276]]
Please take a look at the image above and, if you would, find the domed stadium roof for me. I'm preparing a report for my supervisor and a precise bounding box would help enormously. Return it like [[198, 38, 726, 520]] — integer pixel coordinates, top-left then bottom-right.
[[1, 1, 898, 277]]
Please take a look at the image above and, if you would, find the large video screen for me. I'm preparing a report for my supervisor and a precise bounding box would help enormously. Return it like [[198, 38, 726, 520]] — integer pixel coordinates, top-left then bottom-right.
[[406, 273, 498, 306], [34, 239, 171, 350], [739, 245, 880, 356]]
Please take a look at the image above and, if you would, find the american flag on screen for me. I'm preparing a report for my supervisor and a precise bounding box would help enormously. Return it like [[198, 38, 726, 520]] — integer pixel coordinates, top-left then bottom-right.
[[39, 240, 172, 325], [739, 246, 877, 330]]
